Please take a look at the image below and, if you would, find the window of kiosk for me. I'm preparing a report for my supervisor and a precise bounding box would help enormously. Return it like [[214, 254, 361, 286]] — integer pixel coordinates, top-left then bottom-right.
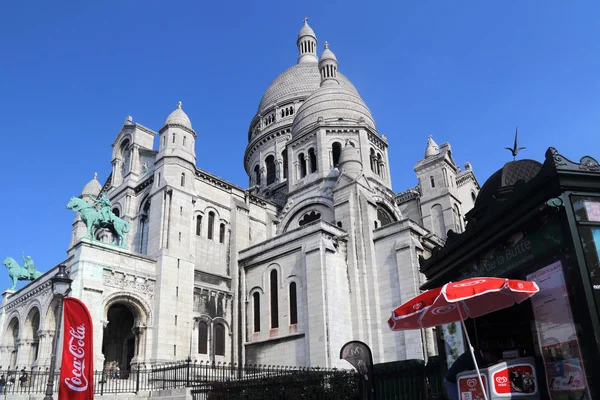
[[572, 196, 600, 317]]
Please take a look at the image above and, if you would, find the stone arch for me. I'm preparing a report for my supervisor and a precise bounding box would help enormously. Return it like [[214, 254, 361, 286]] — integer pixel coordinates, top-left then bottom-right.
[[23, 306, 41, 365], [280, 198, 334, 233], [263, 263, 283, 290], [112, 134, 133, 160], [376, 202, 397, 228], [6, 315, 20, 367], [103, 292, 153, 327], [102, 292, 152, 372], [43, 297, 60, 335]]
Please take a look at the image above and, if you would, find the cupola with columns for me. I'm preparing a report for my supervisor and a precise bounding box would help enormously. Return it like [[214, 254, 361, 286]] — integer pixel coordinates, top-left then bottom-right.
[[156, 101, 197, 166], [297, 17, 318, 64]]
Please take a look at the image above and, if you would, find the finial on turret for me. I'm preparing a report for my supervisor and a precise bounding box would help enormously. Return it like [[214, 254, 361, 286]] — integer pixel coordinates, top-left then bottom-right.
[[425, 135, 439, 158], [324, 41, 329, 50], [505, 126, 525, 161], [93, 172, 98, 180], [177, 101, 182, 109], [125, 115, 133, 124], [303, 17, 309, 24]]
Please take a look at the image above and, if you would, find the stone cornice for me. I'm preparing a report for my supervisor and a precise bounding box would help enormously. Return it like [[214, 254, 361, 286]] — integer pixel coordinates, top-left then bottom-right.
[[5, 280, 52, 311], [158, 123, 197, 139]]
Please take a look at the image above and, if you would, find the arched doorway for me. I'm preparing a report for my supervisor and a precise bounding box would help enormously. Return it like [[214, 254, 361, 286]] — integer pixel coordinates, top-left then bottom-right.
[[103, 304, 135, 374], [6, 317, 19, 367], [24, 307, 40, 365]]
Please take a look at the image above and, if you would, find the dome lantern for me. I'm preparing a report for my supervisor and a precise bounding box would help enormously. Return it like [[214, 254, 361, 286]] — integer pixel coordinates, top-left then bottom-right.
[[297, 17, 318, 64], [318, 42, 339, 87]]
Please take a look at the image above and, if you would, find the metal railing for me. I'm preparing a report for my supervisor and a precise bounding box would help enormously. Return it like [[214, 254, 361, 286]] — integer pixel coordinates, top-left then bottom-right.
[[0, 359, 445, 399]]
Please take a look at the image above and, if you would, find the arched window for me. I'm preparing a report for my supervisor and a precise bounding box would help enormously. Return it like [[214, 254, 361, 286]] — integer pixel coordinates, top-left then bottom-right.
[[332, 142, 342, 167], [198, 321, 208, 354], [181, 173, 185, 187], [112, 208, 120, 218], [309, 148, 317, 173], [471, 191, 477, 202], [430, 176, 435, 188], [253, 292, 260, 332], [266, 155, 276, 185], [172, 133, 176, 144], [183, 136, 187, 147], [377, 205, 395, 227], [282, 150, 288, 180], [162, 135, 166, 147], [270, 270, 279, 329], [298, 153, 307, 178], [196, 215, 202, 236], [214, 324, 225, 356], [207, 211, 215, 240], [289, 282, 298, 325], [254, 165, 261, 186], [377, 153, 383, 176], [219, 223, 225, 244]]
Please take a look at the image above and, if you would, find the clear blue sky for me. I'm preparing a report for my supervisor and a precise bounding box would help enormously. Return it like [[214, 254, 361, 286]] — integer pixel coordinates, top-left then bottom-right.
[[0, 1, 598, 291]]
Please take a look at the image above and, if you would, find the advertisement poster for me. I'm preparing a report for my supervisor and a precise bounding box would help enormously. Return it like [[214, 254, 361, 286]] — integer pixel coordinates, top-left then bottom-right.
[[492, 364, 537, 396], [527, 261, 591, 400], [442, 322, 466, 369], [458, 374, 488, 400]]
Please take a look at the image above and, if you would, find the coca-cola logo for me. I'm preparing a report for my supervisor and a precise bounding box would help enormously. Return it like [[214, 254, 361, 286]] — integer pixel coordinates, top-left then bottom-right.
[[496, 376, 508, 384], [64, 324, 89, 392], [453, 279, 487, 288], [413, 301, 424, 310], [431, 304, 456, 315], [467, 378, 477, 388]]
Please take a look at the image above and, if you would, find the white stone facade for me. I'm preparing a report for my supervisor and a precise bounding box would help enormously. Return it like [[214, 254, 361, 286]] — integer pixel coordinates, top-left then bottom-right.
[[0, 20, 480, 372]]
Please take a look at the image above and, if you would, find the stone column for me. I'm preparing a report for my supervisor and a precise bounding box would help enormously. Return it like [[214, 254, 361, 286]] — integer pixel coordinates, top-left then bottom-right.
[[275, 159, 283, 183], [0, 345, 10, 368], [15, 339, 28, 368], [259, 167, 266, 189], [111, 158, 123, 187], [37, 330, 55, 368], [131, 144, 141, 176]]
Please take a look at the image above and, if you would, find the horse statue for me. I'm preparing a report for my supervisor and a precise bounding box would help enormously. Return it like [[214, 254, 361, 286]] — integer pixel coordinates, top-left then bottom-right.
[[3, 256, 42, 290], [67, 196, 130, 248]]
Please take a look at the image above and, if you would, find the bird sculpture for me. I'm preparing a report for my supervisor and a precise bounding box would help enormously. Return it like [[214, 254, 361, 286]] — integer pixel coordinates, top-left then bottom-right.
[[506, 127, 526, 160]]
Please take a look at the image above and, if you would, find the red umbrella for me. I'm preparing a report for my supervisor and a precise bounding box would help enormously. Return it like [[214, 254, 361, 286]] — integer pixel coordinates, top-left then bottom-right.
[[388, 277, 539, 400]]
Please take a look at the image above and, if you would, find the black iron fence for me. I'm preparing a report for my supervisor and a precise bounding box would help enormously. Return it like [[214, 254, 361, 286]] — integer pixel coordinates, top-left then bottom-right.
[[0, 358, 446, 399]]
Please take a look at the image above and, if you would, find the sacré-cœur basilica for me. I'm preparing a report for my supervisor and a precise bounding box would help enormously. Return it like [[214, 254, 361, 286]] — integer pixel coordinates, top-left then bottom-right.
[[0, 20, 479, 372]]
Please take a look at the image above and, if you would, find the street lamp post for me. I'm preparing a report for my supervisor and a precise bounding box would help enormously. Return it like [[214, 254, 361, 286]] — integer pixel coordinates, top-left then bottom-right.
[[43, 264, 73, 400]]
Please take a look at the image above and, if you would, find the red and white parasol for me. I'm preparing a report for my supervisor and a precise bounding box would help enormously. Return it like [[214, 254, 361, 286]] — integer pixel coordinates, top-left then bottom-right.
[[388, 277, 539, 400]]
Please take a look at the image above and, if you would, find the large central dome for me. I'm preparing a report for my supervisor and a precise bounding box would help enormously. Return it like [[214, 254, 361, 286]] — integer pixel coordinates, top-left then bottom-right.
[[257, 62, 357, 114]]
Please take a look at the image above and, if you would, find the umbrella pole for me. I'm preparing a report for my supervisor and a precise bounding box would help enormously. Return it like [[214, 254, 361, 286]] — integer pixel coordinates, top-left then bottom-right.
[[458, 304, 489, 400]]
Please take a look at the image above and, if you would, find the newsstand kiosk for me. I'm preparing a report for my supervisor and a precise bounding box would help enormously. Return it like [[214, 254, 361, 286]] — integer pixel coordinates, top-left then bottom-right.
[[457, 357, 540, 400]]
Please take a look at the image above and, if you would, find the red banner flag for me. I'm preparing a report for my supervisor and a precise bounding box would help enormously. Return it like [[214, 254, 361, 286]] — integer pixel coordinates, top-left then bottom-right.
[[58, 297, 94, 400]]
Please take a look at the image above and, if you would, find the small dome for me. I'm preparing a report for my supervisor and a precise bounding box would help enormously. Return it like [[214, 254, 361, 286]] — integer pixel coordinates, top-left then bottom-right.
[[338, 142, 362, 176], [319, 42, 338, 63], [476, 159, 542, 206], [291, 85, 376, 137], [81, 173, 101, 198], [298, 18, 316, 39], [164, 101, 192, 129]]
